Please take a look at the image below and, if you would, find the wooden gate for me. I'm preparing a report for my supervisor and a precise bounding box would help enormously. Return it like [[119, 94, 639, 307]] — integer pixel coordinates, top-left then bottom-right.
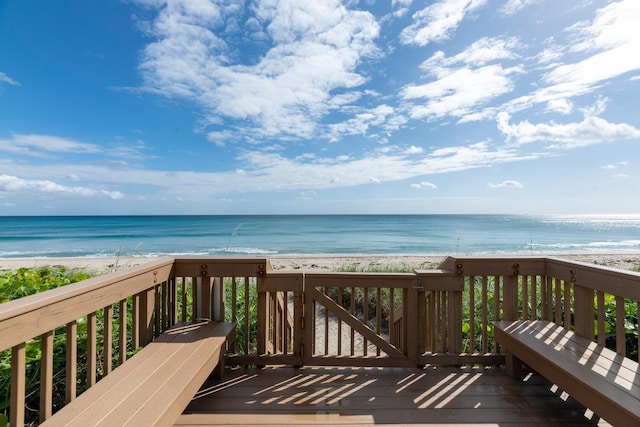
[[303, 273, 418, 367]]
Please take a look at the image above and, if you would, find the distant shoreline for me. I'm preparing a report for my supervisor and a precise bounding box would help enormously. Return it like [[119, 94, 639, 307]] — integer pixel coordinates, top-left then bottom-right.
[[1, 253, 639, 274]]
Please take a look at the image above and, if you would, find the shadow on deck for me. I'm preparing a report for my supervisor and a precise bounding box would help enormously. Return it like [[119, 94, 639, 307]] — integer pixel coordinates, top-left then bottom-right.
[[177, 366, 610, 426]]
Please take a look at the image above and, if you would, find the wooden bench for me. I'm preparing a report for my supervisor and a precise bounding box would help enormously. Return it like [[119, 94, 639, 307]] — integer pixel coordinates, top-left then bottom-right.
[[493, 320, 640, 426], [42, 321, 236, 427]]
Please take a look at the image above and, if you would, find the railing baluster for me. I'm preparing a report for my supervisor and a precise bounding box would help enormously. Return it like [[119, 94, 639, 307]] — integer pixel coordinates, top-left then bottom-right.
[[363, 287, 369, 356], [493, 276, 500, 353], [10, 342, 26, 427], [522, 275, 529, 320], [87, 312, 97, 387], [104, 305, 113, 376], [389, 287, 395, 351], [230, 277, 237, 353], [119, 299, 128, 365], [132, 293, 140, 349], [481, 276, 488, 354], [154, 284, 161, 336], [531, 276, 538, 319], [350, 286, 356, 356], [376, 287, 381, 356], [169, 278, 177, 327], [596, 291, 606, 346], [324, 287, 330, 355], [39, 330, 54, 423], [180, 277, 187, 322], [469, 276, 476, 353], [563, 281, 571, 328], [244, 277, 250, 354], [338, 287, 343, 355], [65, 320, 77, 403], [616, 296, 626, 356]]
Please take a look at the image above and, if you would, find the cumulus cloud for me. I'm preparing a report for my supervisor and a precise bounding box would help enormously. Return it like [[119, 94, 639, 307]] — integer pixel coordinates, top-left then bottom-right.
[[405, 145, 423, 154], [400, 0, 487, 46], [137, 0, 380, 141], [488, 180, 523, 188], [411, 181, 437, 189], [497, 111, 640, 148], [401, 38, 522, 121], [545, 99, 573, 115]]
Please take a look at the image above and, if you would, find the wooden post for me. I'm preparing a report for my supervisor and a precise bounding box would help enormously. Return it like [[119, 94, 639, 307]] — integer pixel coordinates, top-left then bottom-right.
[[448, 290, 463, 354], [573, 284, 595, 340], [294, 290, 304, 362], [139, 288, 155, 347], [212, 277, 223, 321], [502, 275, 519, 321]]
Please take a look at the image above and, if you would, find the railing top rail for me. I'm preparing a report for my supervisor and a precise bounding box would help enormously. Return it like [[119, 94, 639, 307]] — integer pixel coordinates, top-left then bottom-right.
[[305, 272, 416, 288], [172, 256, 270, 277]]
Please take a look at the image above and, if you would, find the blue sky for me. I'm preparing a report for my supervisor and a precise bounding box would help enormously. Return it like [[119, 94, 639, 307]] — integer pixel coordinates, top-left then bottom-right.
[[1, 0, 639, 215]]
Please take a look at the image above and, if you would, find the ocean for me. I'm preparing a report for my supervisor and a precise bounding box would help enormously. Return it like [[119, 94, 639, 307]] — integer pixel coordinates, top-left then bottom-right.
[[1, 214, 640, 258]]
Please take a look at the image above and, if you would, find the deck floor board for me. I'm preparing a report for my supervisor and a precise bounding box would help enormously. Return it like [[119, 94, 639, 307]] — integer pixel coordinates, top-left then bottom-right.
[[176, 366, 611, 426]]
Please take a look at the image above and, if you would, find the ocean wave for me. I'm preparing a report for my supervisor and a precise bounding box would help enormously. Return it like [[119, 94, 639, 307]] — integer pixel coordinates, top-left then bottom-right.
[[210, 247, 279, 255]]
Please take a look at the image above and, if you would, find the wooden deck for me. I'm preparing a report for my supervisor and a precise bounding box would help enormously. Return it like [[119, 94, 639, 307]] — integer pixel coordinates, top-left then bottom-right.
[[176, 366, 611, 426]]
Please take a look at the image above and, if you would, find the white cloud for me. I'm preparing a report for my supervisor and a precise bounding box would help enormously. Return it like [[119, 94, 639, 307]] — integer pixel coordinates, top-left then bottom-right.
[[0, 134, 101, 156], [603, 161, 630, 170], [497, 111, 640, 148], [0, 175, 124, 199], [411, 181, 437, 189], [326, 104, 396, 142], [545, 98, 573, 115], [137, 0, 380, 141], [500, 0, 541, 16], [508, 0, 640, 112], [400, 0, 487, 46], [401, 37, 522, 121], [426, 37, 520, 67], [488, 180, 523, 189], [403, 63, 521, 121], [0, 72, 20, 87], [405, 145, 423, 154]]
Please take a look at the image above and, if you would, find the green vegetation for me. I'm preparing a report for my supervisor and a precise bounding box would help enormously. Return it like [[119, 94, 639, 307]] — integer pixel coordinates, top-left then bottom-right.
[[0, 267, 91, 303], [336, 261, 438, 273]]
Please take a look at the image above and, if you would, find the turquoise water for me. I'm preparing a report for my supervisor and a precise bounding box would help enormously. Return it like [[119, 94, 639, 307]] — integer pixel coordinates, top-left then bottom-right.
[[1, 214, 640, 258]]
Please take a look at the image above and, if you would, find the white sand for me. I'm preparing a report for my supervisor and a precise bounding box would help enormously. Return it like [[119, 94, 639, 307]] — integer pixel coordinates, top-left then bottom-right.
[[1, 253, 639, 274]]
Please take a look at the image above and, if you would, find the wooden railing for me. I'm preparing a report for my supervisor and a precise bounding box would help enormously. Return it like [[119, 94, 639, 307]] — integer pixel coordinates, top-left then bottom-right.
[[1, 256, 639, 425]]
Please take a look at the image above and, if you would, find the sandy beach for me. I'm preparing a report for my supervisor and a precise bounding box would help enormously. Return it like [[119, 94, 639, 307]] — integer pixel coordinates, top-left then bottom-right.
[[1, 253, 639, 274]]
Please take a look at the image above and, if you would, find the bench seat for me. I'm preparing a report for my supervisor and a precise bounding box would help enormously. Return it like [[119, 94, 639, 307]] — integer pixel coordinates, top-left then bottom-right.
[[42, 321, 235, 427], [493, 320, 640, 426]]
